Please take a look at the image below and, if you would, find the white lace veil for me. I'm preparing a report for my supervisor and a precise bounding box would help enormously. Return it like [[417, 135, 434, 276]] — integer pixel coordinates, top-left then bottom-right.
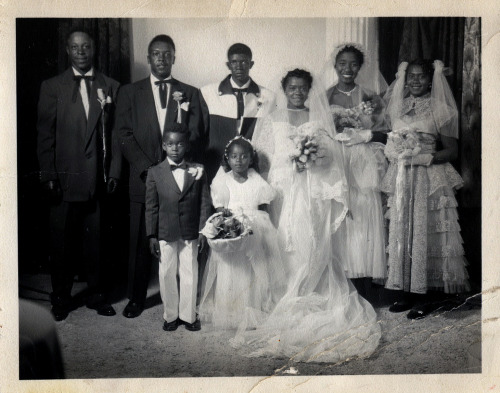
[[321, 42, 389, 95], [385, 60, 459, 138]]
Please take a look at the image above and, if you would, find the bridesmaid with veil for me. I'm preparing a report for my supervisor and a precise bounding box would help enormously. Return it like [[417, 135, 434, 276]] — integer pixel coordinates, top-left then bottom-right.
[[324, 43, 389, 299], [231, 68, 381, 363]]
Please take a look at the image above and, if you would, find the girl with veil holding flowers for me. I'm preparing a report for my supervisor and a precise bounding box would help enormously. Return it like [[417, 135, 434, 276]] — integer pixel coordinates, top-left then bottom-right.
[[381, 59, 470, 319], [230, 68, 381, 364], [198, 136, 287, 330], [323, 43, 390, 299]]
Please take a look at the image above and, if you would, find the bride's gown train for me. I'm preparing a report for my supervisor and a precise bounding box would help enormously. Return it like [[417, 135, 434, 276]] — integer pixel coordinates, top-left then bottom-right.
[[231, 109, 381, 363]]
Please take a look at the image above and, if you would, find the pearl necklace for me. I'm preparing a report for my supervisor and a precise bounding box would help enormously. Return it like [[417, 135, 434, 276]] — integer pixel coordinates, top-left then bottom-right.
[[336, 85, 357, 96]]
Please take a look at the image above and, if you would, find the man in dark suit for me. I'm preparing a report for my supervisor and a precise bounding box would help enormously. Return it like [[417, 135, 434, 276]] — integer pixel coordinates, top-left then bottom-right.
[[115, 34, 204, 318], [37, 30, 121, 320]]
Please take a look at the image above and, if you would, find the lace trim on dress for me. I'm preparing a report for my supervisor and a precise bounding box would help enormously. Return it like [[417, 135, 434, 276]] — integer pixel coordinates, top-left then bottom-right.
[[401, 93, 432, 118]]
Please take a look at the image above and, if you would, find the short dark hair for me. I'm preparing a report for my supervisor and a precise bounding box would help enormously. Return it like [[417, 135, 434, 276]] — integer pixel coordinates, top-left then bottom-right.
[[162, 123, 190, 144], [222, 137, 259, 172], [335, 45, 364, 67], [281, 68, 313, 91], [66, 29, 94, 46], [227, 43, 252, 60], [406, 58, 434, 80], [148, 34, 176, 53]]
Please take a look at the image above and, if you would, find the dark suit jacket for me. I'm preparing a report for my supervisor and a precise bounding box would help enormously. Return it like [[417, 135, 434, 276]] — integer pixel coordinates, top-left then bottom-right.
[[145, 160, 211, 242], [37, 68, 121, 201], [114, 77, 203, 203]]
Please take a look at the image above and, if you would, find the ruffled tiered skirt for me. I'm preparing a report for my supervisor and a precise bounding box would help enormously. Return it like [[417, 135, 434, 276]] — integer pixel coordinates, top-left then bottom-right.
[[381, 161, 470, 294]]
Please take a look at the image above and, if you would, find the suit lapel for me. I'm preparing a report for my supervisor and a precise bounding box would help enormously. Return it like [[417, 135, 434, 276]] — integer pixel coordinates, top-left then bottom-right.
[[179, 163, 196, 199], [159, 160, 181, 194], [165, 79, 181, 125], [140, 79, 163, 147], [85, 72, 106, 148]]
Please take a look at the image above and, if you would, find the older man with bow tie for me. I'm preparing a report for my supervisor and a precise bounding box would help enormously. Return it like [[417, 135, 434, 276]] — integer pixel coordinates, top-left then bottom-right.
[[37, 30, 121, 321], [115, 34, 204, 318]]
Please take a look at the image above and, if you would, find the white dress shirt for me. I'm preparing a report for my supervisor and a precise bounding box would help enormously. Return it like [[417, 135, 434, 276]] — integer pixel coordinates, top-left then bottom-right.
[[73, 67, 94, 119], [151, 74, 172, 134], [167, 157, 185, 192]]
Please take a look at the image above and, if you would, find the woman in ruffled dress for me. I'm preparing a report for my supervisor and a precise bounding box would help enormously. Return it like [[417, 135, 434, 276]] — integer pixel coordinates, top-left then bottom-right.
[[231, 68, 381, 363], [381, 59, 470, 319], [325, 43, 389, 298]]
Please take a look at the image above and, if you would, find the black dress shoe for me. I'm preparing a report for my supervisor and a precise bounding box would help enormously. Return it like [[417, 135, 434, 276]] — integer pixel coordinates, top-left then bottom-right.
[[183, 318, 201, 331], [389, 301, 413, 313], [51, 305, 70, 321], [163, 319, 180, 331], [122, 301, 144, 318], [92, 303, 116, 316]]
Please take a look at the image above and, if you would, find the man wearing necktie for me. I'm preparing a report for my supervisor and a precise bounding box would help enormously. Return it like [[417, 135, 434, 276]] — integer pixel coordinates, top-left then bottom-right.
[[37, 30, 121, 321], [115, 34, 204, 318], [200, 43, 276, 183]]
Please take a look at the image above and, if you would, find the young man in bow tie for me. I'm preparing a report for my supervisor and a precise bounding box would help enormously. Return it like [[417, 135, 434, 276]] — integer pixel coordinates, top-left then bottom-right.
[[115, 34, 203, 318], [200, 43, 276, 183], [37, 30, 121, 321]]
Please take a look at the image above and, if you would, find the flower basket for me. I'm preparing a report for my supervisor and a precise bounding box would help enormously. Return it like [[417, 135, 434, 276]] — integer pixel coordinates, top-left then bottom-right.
[[200, 212, 253, 253]]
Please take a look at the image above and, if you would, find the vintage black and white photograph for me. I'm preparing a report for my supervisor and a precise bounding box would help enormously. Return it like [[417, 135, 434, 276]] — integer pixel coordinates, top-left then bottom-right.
[[3, 4, 496, 391]]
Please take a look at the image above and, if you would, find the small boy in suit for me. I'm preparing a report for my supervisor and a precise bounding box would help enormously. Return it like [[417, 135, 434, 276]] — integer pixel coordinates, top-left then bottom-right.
[[145, 123, 211, 331]]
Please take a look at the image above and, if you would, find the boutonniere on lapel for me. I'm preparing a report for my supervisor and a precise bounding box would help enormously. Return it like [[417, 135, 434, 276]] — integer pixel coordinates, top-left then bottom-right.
[[172, 91, 190, 124], [96, 88, 113, 182], [187, 164, 204, 180], [97, 88, 113, 110]]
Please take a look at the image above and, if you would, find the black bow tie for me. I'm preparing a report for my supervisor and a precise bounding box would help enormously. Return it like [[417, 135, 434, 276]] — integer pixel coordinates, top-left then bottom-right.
[[233, 87, 248, 93], [155, 79, 172, 86], [170, 163, 187, 170], [155, 79, 172, 109], [72, 75, 95, 103]]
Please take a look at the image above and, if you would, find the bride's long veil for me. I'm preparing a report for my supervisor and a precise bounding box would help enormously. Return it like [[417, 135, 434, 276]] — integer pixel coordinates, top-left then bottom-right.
[[235, 69, 381, 364]]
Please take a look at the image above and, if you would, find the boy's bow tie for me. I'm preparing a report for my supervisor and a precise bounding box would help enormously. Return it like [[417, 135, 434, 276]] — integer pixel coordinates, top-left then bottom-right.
[[170, 163, 187, 170]]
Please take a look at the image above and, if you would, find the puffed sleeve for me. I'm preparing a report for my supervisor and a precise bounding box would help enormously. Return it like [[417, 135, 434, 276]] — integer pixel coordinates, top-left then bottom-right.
[[210, 169, 230, 209], [250, 169, 276, 205]]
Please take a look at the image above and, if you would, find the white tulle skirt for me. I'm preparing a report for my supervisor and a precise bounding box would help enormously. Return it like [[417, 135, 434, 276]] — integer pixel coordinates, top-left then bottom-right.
[[231, 171, 381, 363], [199, 210, 286, 330]]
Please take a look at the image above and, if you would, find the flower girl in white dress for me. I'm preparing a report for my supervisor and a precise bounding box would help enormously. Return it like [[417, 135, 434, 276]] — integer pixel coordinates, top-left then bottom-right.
[[199, 136, 286, 330]]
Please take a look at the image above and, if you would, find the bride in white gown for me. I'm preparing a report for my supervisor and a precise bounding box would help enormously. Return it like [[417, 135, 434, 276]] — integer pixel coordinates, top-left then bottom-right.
[[231, 69, 381, 363]]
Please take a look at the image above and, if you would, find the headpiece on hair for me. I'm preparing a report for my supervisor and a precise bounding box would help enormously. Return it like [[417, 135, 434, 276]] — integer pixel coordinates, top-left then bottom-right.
[[320, 42, 388, 95], [331, 42, 367, 66], [384, 59, 458, 139], [224, 135, 255, 158]]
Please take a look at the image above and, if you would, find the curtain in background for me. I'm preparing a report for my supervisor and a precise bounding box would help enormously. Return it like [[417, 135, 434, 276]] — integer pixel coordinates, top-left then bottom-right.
[[460, 18, 481, 208], [57, 18, 131, 84]]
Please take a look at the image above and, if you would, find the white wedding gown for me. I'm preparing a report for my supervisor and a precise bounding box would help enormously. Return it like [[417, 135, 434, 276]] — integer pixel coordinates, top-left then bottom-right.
[[231, 109, 381, 363]]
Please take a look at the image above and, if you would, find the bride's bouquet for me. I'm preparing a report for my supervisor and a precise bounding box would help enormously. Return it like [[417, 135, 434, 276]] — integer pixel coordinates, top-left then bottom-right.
[[200, 210, 253, 253], [289, 122, 330, 172]]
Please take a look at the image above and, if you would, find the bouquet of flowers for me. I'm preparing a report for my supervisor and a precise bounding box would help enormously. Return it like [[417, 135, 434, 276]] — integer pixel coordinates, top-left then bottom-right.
[[332, 101, 375, 141], [385, 127, 421, 160], [289, 122, 329, 172], [200, 210, 253, 253]]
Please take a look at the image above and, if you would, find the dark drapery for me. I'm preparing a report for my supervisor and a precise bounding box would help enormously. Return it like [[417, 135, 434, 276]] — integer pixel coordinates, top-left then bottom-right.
[[57, 18, 131, 83]]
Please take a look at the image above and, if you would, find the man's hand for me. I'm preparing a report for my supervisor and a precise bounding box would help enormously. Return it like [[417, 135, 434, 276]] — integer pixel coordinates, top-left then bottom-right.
[[198, 234, 207, 253], [42, 180, 62, 203], [107, 177, 119, 194], [149, 237, 161, 258]]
